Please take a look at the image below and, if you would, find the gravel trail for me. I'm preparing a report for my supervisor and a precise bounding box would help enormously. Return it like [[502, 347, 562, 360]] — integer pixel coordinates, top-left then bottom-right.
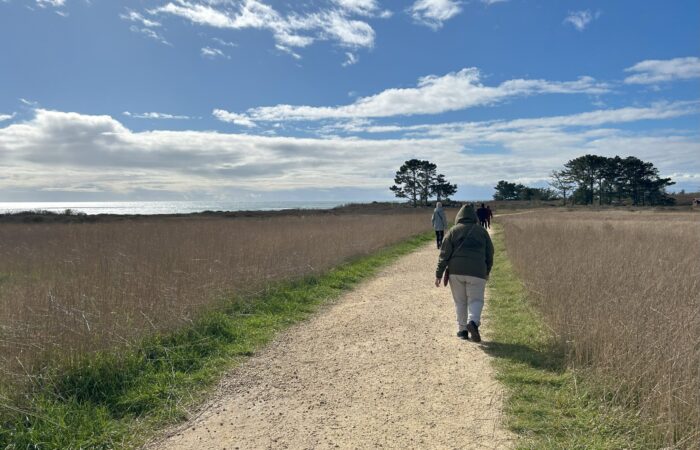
[[151, 242, 514, 449]]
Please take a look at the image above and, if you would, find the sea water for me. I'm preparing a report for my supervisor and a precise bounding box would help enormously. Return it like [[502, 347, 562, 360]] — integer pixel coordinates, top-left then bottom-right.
[[0, 201, 344, 215]]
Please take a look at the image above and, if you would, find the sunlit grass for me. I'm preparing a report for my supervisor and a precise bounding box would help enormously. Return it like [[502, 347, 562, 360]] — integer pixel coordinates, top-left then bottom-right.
[[489, 210, 699, 448], [0, 232, 433, 448]]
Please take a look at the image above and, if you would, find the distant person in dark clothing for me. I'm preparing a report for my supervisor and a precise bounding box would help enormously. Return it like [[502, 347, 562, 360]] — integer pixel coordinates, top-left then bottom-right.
[[486, 205, 493, 229], [431, 202, 448, 249], [476, 203, 489, 228]]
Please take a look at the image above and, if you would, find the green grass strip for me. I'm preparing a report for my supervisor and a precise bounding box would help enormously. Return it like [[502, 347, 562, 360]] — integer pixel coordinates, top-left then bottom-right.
[[0, 232, 432, 449], [485, 224, 652, 449]]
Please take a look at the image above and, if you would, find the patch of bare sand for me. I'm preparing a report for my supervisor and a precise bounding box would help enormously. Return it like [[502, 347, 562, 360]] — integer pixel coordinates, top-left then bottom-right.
[[150, 243, 514, 449]]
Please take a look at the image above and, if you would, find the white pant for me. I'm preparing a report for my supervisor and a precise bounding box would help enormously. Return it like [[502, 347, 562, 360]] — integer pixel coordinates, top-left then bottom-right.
[[449, 274, 486, 330]]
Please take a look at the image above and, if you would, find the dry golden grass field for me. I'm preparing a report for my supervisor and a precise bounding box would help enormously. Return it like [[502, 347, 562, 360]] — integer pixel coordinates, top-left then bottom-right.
[[0, 210, 436, 385], [499, 210, 700, 446]]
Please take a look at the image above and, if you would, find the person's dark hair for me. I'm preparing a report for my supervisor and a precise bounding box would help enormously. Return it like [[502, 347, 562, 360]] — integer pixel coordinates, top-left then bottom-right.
[[481, 203, 485, 208]]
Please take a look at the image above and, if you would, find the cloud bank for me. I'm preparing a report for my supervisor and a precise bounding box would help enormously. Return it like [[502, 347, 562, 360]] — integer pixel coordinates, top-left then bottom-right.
[[214, 68, 609, 124], [149, 0, 380, 55], [1, 105, 697, 199]]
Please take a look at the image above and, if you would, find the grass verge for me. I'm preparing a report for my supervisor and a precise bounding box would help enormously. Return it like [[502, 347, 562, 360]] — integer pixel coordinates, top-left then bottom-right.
[[0, 232, 432, 449], [485, 224, 653, 449]]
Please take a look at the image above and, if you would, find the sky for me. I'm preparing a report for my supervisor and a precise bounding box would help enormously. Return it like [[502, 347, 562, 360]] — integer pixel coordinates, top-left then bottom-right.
[[0, 0, 698, 202]]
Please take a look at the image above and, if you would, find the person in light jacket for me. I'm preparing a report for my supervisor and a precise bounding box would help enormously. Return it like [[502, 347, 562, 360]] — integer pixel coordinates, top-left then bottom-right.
[[431, 202, 448, 249], [435, 204, 494, 342]]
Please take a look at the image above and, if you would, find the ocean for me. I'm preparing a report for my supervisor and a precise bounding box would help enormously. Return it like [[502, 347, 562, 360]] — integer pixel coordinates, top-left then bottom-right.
[[0, 201, 345, 216]]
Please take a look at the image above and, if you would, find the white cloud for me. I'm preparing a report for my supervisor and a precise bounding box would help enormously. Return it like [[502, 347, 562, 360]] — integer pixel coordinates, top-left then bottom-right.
[[306, 10, 375, 48], [411, 101, 700, 142], [275, 44, 302, 59], [212, 37, 237, 47], [212, 109, 257, 127], [0, 113, 16, 122], [333, 0, 390, 17], [150, 0, 376, 52], [228, 68, 609, 122], [0, 107, 697, 197], [36, 0, 66, 7], [120, 7, 172, 44], [495, 101, 699, 131], [481, 0, 508, 5], [325, 101, 700, 137], [0, 109, 425, 192], [121, 9, 162, 28], [624, 57, 700, 84], [342, 52, 359, 67], [129, 25, 171, 45], [564, 10, 600, 31], [123, 111, 192, 120], [201, 46, 229, 59], [19, 98, 38, 106], [409, 0, 462, 30]]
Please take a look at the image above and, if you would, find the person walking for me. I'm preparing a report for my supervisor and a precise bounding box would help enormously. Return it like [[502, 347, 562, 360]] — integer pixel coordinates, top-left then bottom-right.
[[476, 203, 489, 228], [431, 202, 448, 249], [434, 204, 494, 342], [486, 205, 493, 229]]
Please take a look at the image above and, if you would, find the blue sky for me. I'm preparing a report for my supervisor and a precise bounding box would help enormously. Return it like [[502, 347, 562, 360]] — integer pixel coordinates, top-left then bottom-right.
[[0, 0, 698, 201]]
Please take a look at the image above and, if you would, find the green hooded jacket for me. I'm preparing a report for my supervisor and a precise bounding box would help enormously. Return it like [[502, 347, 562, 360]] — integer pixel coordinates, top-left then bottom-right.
[[435, 204, 494, 280]]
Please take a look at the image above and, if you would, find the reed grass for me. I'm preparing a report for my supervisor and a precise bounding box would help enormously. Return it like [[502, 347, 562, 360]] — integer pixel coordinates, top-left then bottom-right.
[[0, 230, 434, 448], [0, 212, 433, 384], [487, 224, 651, 449], [499, 210, 700, 447]]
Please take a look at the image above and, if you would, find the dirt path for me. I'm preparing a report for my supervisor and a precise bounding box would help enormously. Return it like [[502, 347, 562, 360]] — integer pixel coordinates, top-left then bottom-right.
[[151, 242, 514, 449]]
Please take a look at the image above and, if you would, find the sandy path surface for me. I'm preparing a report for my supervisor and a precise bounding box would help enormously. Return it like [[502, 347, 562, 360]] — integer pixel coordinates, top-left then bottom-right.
[[151, 242, 514, 450]]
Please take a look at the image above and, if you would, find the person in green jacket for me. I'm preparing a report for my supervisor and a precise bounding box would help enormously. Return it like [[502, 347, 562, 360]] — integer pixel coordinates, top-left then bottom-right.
[[434, 204, 494, 342]]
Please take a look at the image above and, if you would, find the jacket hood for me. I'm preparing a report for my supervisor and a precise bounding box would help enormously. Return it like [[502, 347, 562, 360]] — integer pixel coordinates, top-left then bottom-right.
[[434, 205, 444, 212], [455, 204, 478, 224]]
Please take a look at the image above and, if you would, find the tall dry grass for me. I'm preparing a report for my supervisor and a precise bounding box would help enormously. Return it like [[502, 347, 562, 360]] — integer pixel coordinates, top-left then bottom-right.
[[0, 211, 433, 384], [500, 210, 700, 447]]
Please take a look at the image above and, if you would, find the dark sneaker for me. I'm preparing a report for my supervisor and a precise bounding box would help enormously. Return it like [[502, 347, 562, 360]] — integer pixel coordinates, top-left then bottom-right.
[[456, 330, 469, 340], [466, 321, 481, 343]]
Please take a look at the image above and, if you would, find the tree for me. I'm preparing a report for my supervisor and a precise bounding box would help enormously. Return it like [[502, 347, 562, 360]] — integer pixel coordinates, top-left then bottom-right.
[[418, 160, 437, 206], [549, 170, 575, 205], [620, 156, 658, 205], [390, 160, 457, 206], [493, 180, 524, 200], [519, 187, 558, 201], [492, 155, 674, 207], [600, 156, 624, 204], [390, 159, 423, 207], [431, 174, 457, 202], [562, 154, 608, 205], [559, 154, 675, 206]]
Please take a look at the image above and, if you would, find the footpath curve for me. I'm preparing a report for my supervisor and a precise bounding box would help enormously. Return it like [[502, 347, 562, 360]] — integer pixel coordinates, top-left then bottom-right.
[[151, 241, 514, 449]]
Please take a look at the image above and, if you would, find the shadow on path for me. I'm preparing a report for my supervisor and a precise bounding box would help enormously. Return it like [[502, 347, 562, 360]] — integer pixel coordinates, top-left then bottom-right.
[[479, 340, 565, 374]]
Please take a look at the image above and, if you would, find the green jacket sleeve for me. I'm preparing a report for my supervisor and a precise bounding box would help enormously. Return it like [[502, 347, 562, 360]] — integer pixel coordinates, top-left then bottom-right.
[[485, 232, 494, 276], [436, 230, 453, 278]]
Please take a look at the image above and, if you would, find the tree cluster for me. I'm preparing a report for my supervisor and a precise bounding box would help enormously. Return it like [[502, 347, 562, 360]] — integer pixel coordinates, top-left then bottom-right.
[[390, 159, 457, 207], [493, 155, 675, 206], [551, 155, 675, 206], [493, 181, 557, 201]]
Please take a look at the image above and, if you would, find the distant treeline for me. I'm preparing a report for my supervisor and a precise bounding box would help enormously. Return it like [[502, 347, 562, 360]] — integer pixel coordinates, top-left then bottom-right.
[[493, 182, 558, 202], [495, 154, 676, 206]]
